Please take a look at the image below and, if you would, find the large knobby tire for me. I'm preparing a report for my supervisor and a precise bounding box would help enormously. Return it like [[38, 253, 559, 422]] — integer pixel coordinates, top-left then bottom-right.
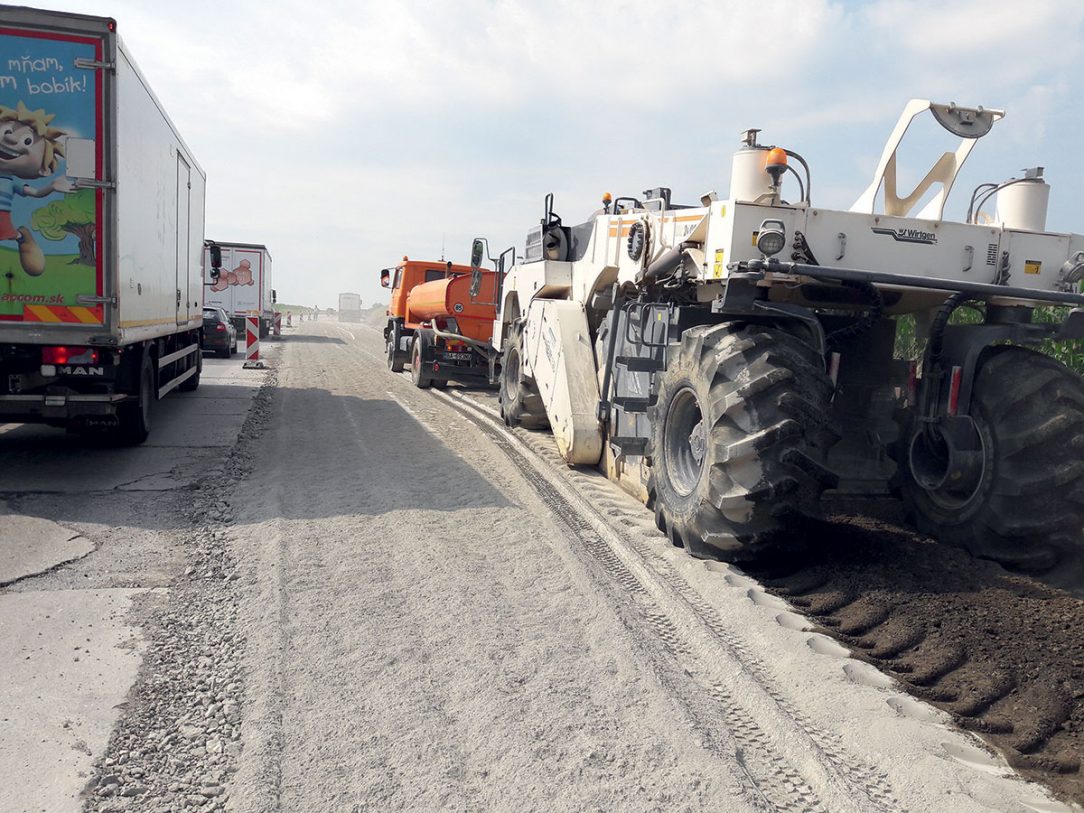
[[498, 321, 548, 429], [116, 352, 155, 445], [650, 324, 839, 560], [410, 332, 432, 389], [902, 346, 1084, 580]]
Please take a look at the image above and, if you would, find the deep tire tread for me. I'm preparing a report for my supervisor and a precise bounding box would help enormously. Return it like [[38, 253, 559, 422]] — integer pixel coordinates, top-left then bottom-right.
[[903, 346, 1084, 581], [499, 321, 549, 429], [651, 323, 839, 560]]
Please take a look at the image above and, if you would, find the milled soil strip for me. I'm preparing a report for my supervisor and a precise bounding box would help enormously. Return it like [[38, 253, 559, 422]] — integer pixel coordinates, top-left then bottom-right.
[[440, 388, 1084, 807], [744, 514, 1084, 806]]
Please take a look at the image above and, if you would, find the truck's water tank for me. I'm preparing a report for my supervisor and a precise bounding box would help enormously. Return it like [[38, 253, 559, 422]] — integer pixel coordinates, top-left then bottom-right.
[[406, 278, 454, 322], [997, 178, 1050, 232], [730, 147, 773, 203]]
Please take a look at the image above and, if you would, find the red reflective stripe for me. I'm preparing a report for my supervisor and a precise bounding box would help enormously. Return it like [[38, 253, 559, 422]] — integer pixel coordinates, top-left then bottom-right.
[[948, 366, 963, 416]]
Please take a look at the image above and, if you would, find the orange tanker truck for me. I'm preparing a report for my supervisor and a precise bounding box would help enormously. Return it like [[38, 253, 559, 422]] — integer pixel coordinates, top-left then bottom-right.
[[380, 245, 500, 389]]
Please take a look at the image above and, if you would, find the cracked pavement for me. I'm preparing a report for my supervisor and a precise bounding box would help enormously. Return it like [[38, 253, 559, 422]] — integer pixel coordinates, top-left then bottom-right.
[[0, 354, 271, 813]]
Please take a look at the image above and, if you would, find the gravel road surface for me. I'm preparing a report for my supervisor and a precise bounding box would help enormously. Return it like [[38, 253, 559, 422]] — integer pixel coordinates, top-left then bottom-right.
[[4, 321, 1080, 813], [224, 322, 1077, 812]]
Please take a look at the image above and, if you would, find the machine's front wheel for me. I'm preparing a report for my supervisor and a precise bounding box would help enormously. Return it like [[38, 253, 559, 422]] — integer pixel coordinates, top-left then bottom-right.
[[650, 324, 838, 559], [902, 346, 1084, 583], [498, 320, 548, 428]]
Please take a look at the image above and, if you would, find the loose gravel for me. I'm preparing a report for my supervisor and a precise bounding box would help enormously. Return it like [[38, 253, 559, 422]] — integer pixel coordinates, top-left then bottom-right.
[[80, 370, 276, 813]]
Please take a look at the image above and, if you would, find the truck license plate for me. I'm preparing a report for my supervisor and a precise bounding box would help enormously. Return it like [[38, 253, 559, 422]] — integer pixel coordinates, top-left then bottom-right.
[[443, 352, 472, 362]]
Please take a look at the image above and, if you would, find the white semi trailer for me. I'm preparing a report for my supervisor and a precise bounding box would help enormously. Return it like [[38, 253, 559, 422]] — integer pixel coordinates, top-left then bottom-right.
[[202, 241, 275, 338], [492, 100, 1084, 581], [0, 6, 206, 443]]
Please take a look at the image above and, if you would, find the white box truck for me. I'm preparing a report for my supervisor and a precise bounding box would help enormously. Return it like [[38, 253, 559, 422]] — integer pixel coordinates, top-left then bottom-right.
[[0, 6, 207, 443], [338, 292, 361, 322], [202, 241, 274, 337]]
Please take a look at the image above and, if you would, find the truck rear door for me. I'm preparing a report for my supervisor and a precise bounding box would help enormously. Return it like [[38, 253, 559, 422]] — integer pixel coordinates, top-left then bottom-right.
[[0, 17, 107, 327]]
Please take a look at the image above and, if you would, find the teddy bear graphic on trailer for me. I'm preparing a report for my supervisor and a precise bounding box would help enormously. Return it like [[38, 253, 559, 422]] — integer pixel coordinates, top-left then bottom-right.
[[209, 258, 254, 292]]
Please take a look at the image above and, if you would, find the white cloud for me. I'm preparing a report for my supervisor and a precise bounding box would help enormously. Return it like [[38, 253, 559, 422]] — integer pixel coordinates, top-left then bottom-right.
[[16, 0, 1084, 306]]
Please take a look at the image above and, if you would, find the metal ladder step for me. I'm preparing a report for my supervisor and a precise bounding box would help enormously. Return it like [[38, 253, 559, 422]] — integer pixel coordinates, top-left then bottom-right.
[[616, 355, 664, 373], [612, 395, 656, 413], [609, 436, 648, 455]]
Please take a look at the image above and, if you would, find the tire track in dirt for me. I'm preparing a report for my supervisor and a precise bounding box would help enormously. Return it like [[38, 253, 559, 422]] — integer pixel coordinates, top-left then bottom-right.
[[435, 389, 903, 813], [456, 377, 1084, 806], [740, 514, 1084, 805]]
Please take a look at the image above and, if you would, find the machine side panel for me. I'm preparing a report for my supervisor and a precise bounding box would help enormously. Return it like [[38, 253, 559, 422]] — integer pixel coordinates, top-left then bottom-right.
[[524, 300, 602, 465]]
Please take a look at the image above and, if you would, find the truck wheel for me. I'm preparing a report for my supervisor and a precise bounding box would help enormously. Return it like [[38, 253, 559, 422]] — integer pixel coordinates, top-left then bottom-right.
[[410, 332, 432, 389], [650, 324, 838, 559], [499, 320, 548, 429], [116, 352, 155, 445], [901, 346, 1084, 580], [179, 347, 201, 392], [387, 323, 405, 373]]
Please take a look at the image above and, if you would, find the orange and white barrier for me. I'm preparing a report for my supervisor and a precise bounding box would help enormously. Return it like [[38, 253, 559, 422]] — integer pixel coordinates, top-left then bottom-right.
[[273, 312, 282, 338], [243, 316, 264, 369]]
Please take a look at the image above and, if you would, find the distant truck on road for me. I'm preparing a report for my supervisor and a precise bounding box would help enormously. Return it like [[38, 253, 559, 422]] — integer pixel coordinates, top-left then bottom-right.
[[338, 292, 362, 322], [0, 6, 206, 443], [202, 241, 275, 338]]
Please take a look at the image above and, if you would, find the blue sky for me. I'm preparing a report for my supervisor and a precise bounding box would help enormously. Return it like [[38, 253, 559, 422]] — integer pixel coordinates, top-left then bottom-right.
[[22, 0, 1084, 307]]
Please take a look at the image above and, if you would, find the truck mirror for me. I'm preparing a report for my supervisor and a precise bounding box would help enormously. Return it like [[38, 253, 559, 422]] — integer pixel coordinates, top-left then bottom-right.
[[470, 238, 486, 270], [208, 243, 222, 270], [380, 269, 390, 288], [271, 289, 277, 303]]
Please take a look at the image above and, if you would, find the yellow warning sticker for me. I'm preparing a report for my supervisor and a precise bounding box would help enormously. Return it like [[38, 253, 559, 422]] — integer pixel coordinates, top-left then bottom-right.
[[1024, 259, 1042, 275], [751, 231, 759, 247], [712, 248, 725, 279]]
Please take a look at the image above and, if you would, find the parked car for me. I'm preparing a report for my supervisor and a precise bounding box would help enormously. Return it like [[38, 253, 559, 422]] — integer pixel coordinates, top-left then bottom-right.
[[201, 307, 238, 358]]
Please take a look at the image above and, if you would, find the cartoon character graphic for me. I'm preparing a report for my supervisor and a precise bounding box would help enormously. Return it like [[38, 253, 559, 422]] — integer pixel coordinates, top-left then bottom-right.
[[209, 258, 255, 292], [0, 102, 72, 276]]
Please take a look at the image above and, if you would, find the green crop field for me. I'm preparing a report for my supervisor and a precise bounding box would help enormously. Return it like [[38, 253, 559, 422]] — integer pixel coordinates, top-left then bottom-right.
[[0, 246, 93, 317]]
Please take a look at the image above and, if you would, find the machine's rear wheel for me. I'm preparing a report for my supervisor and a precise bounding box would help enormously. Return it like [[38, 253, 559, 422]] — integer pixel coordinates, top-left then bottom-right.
[[902, 346, 1084, 582], [498, 320, 548, 428], [410, 332, 432, 389], [650, 324, 838, 559]]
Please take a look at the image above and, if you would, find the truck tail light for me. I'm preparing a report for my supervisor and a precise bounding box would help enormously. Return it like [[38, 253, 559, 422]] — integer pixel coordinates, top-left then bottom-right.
[[42, 346, 99, 365]]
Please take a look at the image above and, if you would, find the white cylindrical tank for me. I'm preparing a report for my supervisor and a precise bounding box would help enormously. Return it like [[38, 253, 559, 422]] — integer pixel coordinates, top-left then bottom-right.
[[730, 147, 772, 203], [997, 179, 1050, 232]]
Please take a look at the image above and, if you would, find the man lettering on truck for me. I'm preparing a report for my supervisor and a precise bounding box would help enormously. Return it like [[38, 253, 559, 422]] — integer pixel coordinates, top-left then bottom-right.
[[0, 102, 72, 276]]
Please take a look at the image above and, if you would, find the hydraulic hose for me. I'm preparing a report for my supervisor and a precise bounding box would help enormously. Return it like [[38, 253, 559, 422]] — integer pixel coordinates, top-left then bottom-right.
[[426, 322, 497, 360], [825, 280, 883, 348], [919, 292, 969, 445]]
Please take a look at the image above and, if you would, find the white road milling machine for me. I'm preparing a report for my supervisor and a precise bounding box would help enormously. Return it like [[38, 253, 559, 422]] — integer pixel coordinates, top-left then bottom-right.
[[489, 100, 1084, 578]]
